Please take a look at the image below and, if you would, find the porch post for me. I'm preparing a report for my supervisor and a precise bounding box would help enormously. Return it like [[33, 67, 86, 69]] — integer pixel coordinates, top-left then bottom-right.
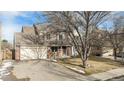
[[61, 46, 63, 57], [54, 47, 55, 59], [66, 46, 67, 56]]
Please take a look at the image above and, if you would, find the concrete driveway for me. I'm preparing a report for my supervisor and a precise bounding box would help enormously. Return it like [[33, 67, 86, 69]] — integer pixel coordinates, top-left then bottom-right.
[[12, 60, 87, 81]]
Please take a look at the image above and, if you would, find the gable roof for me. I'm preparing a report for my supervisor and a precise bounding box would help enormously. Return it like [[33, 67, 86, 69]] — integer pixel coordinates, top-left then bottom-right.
[[22, 26, 35, 34]]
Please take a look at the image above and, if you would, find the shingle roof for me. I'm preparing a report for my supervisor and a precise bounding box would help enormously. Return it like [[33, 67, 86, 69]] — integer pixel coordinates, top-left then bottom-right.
[[22, 26, 35, 34]]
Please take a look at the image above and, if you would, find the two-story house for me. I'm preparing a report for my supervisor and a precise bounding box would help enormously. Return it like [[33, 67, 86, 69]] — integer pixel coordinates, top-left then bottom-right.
[[14, 24, 74, 61]]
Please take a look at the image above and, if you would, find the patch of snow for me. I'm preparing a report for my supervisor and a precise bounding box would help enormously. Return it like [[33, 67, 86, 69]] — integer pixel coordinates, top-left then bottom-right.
[[65, 66, 85, 74]]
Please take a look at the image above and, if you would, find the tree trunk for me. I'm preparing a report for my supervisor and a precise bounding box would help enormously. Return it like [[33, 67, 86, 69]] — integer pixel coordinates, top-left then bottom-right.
[[81, 55, 88, 68], [83, 59, 87, 68], [113, 48, 117, 60]]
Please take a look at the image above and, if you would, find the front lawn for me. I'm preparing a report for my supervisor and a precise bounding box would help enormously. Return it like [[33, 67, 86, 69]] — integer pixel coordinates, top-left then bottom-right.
[[58, 56, 123, 75]]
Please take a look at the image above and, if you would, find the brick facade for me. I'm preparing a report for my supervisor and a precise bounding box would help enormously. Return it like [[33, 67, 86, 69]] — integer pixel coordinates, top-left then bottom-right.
[[15, 46, 20, 61]]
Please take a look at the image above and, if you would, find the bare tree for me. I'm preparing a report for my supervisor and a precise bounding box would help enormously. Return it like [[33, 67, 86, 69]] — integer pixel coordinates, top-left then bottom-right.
[[105, 16, 124, 60], [45, 11, 110, 68], [2, 39, 12, 50]]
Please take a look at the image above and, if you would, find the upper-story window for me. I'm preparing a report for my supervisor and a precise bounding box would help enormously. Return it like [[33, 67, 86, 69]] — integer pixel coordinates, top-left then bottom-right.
[[59, 34, 63, 40], [47, 34, 50, 40]]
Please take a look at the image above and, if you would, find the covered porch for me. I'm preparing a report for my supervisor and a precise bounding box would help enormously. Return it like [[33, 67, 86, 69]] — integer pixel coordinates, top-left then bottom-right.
[[47, 45, 72, 59]]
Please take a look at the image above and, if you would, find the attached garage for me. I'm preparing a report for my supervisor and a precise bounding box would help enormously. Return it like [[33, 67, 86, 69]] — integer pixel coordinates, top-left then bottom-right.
[[17, 46, 47, 60]]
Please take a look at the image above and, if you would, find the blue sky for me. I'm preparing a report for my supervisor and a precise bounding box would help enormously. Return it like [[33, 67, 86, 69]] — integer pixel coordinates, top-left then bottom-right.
[[0, 11, 123, 43], [0, 11, 45, 43]]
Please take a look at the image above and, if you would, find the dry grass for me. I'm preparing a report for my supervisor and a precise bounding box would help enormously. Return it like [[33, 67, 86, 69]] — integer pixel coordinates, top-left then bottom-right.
[[58, 56, 124, 75]]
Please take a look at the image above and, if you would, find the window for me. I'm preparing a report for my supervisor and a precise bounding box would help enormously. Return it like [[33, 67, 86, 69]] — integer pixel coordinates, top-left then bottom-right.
[[51, 47, 58, 52], [59, 34, 63, 40], [47, 34, 50, 40]]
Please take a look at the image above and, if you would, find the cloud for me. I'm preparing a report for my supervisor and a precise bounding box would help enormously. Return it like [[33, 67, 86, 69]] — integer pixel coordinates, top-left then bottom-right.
[[1, 23, 22, 43], [0, 11, 33, 25], [0, 11, 45, 43], [0, 11, 37, 43], [0, 11, 29, 18]]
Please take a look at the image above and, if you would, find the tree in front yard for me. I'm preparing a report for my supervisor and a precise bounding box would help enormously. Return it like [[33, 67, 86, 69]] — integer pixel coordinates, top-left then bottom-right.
[[44, 11, 110, 68]]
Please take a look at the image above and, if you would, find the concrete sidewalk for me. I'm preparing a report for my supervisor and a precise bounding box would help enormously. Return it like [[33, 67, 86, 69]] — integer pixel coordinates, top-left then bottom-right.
[[87, 68, 124, 81]]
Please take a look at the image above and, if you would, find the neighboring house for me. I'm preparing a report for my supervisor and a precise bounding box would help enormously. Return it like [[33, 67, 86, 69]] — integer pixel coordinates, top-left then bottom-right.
[[1, 40, 13, 60], [116, 32, 124, 57], [14, 24, 73, 61], [105, 30, 124, 57], [117, 32, 124, 55]]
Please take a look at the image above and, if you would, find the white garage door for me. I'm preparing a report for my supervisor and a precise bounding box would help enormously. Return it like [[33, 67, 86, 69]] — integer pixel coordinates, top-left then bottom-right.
[[20, 46, 47, 60]]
